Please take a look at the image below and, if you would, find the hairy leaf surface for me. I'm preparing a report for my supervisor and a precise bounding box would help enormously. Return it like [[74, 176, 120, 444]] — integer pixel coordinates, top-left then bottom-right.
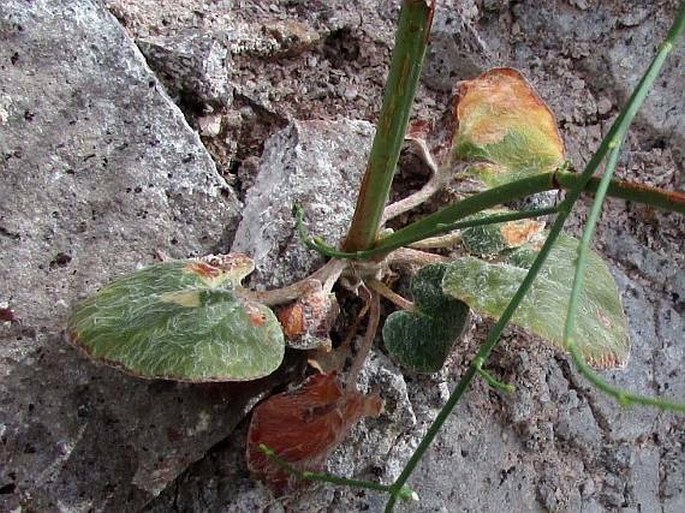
[[383, 264, 470, 373], [67, 254, 284, 381], [452, 67, 565, 187], [443, 235, 629, 368]]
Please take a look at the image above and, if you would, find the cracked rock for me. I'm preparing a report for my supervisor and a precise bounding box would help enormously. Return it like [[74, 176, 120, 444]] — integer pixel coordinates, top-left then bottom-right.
[[137, 32, 233, 111], [0, 1, 274, 511], [232, 118, 374, 289]]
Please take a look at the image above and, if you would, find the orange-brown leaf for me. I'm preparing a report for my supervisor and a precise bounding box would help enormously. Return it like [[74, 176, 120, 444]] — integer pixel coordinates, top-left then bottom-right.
[[246, 372, 383, 494], [275, 290, 339, 350], [452, 68, 565, 187]]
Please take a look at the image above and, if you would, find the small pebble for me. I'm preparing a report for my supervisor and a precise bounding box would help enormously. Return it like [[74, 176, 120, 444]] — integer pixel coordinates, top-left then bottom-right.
[[597, 97, 613, 115]]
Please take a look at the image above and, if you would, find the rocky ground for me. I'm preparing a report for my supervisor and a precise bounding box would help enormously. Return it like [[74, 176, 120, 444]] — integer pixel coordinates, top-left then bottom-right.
[[1, 1, 683, 512]]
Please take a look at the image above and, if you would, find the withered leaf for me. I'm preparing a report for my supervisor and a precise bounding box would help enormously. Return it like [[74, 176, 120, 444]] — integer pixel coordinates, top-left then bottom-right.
[[246, 372, 383, 494]]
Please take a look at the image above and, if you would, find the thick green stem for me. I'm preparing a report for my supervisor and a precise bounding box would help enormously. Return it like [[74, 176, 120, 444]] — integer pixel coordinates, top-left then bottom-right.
[[343, 0, 435, 252]]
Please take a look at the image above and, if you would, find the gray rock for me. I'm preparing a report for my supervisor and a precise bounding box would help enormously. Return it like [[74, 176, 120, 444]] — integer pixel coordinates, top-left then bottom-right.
[[0, 1, 279, 511], [505, 1, 684, 162], [232, 119, 374, 289], [603, 231, 685, 307], [137, 32, 233, 110], [607, 14, 685, 141], [422, 1, 498, 92], [331, 350, 422, 484]]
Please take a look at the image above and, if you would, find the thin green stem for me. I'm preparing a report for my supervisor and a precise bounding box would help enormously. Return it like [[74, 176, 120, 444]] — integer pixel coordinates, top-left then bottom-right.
[[385, 192, 576, 511], [300, 168, 683, 262], [564, 99, 685, 410], [343, 0, 435, 252], [258, 444, 417, 499], [562, 2, 685, 412], [385, 5, 685, 509], [301, 202, 557, 260], [475, 358, 515, 394], [435, 206, 558, 232], [379, 166, 685, 257], [568, 343, 685, 411], [375, 173, 555, 256]]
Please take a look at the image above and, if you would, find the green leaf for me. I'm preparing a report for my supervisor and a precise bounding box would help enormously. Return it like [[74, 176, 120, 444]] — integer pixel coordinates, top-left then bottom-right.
[[67, 254, 285, 382], [442, 234, 630, 368], [383, 264, 470, 373], [451, 68, 566, 188], [461, 209, 545, 257]]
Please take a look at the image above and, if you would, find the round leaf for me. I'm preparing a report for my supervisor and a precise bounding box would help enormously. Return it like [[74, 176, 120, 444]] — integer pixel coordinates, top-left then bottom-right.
[[383, 264, 470, 373], [442, 234, 630, 368], [451, 68, 565, 187], [67, 255, 285, 381]]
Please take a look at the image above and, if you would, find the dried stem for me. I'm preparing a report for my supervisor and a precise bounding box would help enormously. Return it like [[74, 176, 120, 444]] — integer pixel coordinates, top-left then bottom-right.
[[384, 246, 450, 268], [347, 291, 381, 386], [367, 279, 415, 311], [241, 259, 346, 306], [408, 231, 463, 250], [381, 138, 451, 224]]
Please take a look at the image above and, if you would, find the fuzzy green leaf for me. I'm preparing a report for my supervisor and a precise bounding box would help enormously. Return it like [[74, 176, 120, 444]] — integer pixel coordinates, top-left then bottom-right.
[[461, 209, 545, 257], [451, 68, 566, 187], [383, 264, 470, 373], [442, 234, 630, 368], [67, 255, 285, 381]]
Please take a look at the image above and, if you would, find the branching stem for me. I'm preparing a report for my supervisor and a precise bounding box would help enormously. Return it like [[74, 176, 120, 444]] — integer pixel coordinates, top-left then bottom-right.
[[384, 4, 685, 509], [563, 127, 685, 411], [241, 259, 345, 306], [381, 138, 453, 224]]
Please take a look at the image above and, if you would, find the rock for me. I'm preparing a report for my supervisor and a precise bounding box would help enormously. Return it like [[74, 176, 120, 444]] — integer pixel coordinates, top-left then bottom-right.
[[505, 1, 684, 162], [197, 113, 224, 137], [422, 2, 496, 92], [232, 119, 374, 289], [329, 350, 421, 484], [137, 32, 233, 111], [0, 1, 282, 511], [607, 14, 685, 142]]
